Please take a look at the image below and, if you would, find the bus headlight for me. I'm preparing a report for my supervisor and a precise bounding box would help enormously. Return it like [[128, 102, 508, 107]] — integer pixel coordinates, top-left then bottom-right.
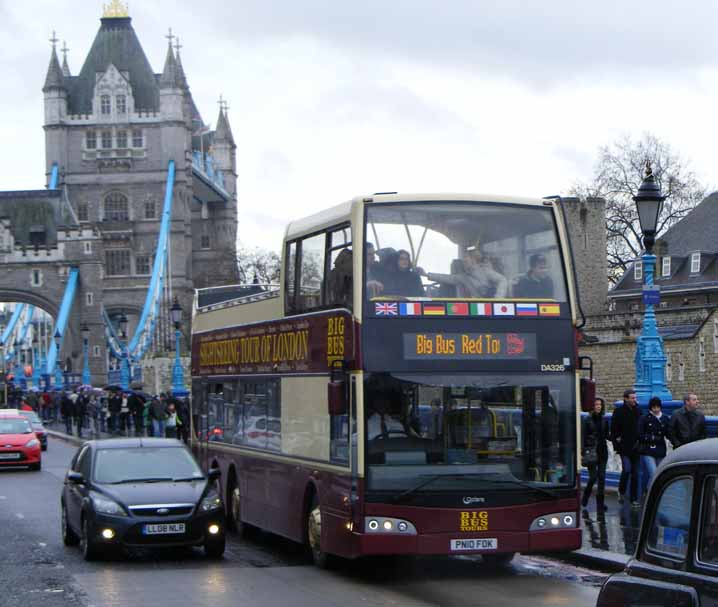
[[364, 517, 416, 534], [530, 512, 577, 531]]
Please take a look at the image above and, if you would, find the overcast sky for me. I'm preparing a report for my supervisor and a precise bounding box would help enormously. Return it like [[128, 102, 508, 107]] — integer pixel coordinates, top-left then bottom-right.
[[2, 1, 718, 250]]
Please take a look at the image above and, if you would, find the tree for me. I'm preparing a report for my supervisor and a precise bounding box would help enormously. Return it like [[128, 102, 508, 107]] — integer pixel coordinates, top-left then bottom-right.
[[571, 133, 706, 285], [237, 246, 281, 285]]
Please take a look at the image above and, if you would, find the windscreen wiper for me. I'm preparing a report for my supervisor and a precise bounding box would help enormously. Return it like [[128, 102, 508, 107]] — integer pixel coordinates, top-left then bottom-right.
[[470, 477, 557, 499], [172, 476, 205, 482], [111, 477, 174, 484], [391, 473, 479, 503]]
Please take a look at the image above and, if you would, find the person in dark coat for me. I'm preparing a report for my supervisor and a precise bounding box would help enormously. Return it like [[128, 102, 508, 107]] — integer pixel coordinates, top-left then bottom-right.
[[127, 392, 145, 437], [380, 249, 424, 297], [60, 392, 73, 435], [74, 391, 87, 438], [582, 397, 610, 512], [669, 393, 707, 448], [610, 388, 643, 507], [637, 397, 671, 495], [107, 390, 122, 435]]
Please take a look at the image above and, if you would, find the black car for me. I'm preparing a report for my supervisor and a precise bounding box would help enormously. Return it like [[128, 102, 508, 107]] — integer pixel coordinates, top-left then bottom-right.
[[61, 438, 225, 561], [597, 438, 718, 606]]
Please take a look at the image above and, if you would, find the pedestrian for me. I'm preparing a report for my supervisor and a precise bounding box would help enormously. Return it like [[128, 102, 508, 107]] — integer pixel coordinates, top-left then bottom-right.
[[669, 392, 707, 449], [637, 397, 671, 495], [165, 402, 181, 439], [119, 392, 130, 436], [107, 389, 122, 434], [74, 390, 87, 438], [60, 391, 73, 435], [581, 397, 610, 513], [143, 398, 153, 437], [128, 391, 145, 437], [176, 397, 190, 443], [149, 394, 167, 438], [25, 390, 38, 412], [611, 388, 643, 508], [86, 392, 99, 437]]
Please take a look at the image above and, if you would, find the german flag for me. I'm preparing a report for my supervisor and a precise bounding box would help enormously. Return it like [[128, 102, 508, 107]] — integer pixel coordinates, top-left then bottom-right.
[[423, 304, 446, 316], [539, 303, 561, 316]]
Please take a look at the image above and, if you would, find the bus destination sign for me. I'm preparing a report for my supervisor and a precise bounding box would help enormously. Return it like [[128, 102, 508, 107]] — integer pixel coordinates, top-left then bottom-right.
[[403, 332, 537, 360]]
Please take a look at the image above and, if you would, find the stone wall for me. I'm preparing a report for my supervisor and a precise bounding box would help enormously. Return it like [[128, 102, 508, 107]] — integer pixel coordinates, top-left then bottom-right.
[[141, 355, 190, 396], [580, 307, 718, 413]]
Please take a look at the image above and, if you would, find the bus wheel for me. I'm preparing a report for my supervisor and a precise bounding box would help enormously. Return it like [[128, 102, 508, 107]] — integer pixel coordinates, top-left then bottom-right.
[[482, 552, 515, 568], [228, 481, 248, 536], [307, 497, 333, 569]]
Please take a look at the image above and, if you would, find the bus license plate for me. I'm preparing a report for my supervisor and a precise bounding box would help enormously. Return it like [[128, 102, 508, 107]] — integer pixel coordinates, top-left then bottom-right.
[[450, 538, 497, 551], [143, 523, 185, 535]]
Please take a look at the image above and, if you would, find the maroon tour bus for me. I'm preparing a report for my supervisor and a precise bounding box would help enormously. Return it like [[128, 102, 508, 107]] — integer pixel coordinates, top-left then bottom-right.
[[190, 193, 586, 567]]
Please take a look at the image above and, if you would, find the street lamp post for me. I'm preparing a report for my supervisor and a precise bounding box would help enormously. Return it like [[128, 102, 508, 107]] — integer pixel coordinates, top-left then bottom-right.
[[633, 162, 673, 403], [53, 330, 63, 390], [81, 323, 91, 386], [170, 297, 188, 396], [118, 311, 130, 391], [0, 310, 6, 405], [31, 332, 39, 388], [14, 340, 24, 390]]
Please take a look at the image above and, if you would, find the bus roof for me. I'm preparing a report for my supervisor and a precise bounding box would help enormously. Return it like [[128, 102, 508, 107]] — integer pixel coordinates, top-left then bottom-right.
[[284, 193, 551, 241]]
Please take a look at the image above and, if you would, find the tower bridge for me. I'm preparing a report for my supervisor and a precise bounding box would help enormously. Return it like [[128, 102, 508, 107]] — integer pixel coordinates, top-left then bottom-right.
[[0, 3, 238, 392]]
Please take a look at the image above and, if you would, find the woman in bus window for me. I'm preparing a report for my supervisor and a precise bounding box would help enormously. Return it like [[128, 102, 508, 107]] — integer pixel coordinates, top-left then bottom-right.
[[382, 249, 424, 297]]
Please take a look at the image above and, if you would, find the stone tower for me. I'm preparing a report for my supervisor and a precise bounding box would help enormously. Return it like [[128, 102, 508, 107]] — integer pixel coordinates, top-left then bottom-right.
[[42, 4, 238, 373], [559, 197, 608, 318]]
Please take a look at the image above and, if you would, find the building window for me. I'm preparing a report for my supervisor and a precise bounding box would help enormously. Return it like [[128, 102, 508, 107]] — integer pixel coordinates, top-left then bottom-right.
[[86, 131, 97, 150], [100, 94, 111, 115], [200, 222, 211, 249], [93, 345, 101, 358], [699, 338, 706, 373], [77, 203, 88, 222], [144, 200, 156, 220], [106, 249, 131, 276], [83, 241, 92, 255], [662, 256, 671, 277], [691, 252, 701, 273], [101, 130, 112, 149], [132, 129, 143, 148], [135, 254, 152, 275], [713, 320, 718, 354], [634, 261, 643, 281], [31, 269, 42, 287], [666, 351, 672, 382], [116, 94, 126, 114], [678, 352, 685, 382], [85, 292, 94, 306], [116, 130, 128, 148], [104, 192, 129, 221]]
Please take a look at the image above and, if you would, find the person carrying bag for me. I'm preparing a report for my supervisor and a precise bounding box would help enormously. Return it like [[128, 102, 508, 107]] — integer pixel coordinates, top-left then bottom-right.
[[582, 397, 610, 512]]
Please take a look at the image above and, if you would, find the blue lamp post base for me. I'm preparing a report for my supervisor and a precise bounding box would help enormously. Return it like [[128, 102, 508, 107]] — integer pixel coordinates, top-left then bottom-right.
[[171, 328, 188, 396]]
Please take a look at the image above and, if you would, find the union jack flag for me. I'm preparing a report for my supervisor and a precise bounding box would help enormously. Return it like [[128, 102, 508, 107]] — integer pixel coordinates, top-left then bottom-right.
[[375, 302, 398, 316]]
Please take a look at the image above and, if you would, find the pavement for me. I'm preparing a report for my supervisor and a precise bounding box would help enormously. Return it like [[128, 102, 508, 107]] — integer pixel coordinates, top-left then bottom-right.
[[45, 421, 635, 574]]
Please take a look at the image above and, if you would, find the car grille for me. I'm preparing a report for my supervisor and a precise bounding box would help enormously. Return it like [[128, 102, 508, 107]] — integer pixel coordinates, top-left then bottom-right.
[[128, 504, 195, 517]]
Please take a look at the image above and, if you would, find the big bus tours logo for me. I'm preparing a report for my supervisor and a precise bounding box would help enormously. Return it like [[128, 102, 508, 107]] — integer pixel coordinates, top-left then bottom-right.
[[506, 333, 525, 356]]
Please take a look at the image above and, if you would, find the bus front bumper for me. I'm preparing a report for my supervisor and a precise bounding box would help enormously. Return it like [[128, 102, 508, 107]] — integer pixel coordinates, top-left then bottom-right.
[[353, 527, 581, 556]]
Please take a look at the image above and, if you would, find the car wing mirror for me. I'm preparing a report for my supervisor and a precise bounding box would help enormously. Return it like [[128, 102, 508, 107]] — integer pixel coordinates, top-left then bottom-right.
[[67, 471, 84, 484], [207, 468, 221, 481]]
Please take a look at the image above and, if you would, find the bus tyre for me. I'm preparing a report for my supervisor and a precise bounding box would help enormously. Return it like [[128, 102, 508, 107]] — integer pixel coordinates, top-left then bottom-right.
[[307, 497, 334, 569], [228, 482, 252, 537], [482, 552, 515, 568]]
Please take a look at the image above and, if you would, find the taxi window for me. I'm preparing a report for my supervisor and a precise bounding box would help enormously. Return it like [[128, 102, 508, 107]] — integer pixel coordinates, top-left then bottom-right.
[[698, 476, 718, 566], [646, 476, 693, 560]]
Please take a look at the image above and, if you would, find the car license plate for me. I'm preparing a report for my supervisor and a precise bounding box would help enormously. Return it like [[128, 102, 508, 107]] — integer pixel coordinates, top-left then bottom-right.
[[142, 523, 185, 535], [450, 538, 498, 551], [0, 453, 20, 460]]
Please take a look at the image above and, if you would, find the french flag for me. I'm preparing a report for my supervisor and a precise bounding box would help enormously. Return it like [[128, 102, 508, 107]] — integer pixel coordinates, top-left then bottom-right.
[[400, 302, 421, 315], [516, 303, 538, 316]]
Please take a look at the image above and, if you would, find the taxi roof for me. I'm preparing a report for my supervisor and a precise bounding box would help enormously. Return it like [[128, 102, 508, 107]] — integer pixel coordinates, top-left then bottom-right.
[[660, 438, 718, 468]]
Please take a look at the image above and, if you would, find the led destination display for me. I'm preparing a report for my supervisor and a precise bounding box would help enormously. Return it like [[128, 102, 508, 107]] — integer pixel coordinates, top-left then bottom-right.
[[403, 332, 537, 360]]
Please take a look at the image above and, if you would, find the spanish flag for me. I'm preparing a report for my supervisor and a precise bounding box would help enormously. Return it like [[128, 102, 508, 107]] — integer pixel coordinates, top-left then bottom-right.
[[539, 303, 560, 316]]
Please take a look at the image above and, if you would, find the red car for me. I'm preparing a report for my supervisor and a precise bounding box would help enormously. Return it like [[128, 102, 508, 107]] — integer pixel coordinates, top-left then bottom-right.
[[0, 416, 42, 471]]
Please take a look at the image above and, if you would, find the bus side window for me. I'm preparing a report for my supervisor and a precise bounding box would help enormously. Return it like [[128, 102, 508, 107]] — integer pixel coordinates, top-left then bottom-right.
[[285, 241, 297, 313], [297, 233, 326, 311]]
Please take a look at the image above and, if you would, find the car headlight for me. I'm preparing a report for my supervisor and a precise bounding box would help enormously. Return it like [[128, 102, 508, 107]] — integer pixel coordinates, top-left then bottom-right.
[[25, 439, 39, 448], [200, 491, 223, 512], [90, 492, 127, 516]]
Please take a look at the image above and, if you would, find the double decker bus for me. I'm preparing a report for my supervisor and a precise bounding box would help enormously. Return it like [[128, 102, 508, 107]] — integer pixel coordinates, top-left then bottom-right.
[[190, 192, 588, 566]]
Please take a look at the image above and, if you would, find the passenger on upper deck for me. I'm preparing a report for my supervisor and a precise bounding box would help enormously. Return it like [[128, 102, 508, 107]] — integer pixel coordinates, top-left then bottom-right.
[[419, 249, 507, 298], [327, 248, 353, 307], [513, 253, 554, 299], [378, 249, 424, 298], [365, 242, 384, 297]]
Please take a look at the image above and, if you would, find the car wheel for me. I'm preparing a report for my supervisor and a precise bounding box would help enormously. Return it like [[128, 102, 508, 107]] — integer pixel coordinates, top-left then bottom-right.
[[29, 460, 41, 471], [482, 552, 515, 568], [80, 517, 100, 561], [204, 534, 226, 559], [61, 502, 79, 546], [307, 496, 335, 569]]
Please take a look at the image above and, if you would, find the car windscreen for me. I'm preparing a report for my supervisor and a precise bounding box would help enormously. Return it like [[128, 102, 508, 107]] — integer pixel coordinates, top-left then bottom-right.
[[0, 419, 33, 434], [93, 447, 203, 484]]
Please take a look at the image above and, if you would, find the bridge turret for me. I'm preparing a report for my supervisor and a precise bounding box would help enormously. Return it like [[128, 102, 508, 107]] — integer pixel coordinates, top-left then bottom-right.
[[43, 35, 67, 126]]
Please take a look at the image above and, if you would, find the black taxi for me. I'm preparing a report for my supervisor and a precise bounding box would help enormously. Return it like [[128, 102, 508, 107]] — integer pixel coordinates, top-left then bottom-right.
[[597, 439, 718, 606]]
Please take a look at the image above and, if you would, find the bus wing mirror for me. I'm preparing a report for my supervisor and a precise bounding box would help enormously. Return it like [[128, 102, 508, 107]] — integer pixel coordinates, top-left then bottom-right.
[[328, 379, 348, 416], [580, 378, 596, 412]]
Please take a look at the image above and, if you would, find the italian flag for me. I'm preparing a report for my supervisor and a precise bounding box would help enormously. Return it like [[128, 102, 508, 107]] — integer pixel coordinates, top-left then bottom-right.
[[470, 303, 491, 316]]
